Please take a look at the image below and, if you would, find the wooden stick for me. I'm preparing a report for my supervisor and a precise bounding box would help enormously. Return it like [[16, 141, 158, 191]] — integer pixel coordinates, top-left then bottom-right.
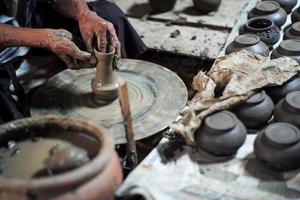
[[118, 82, 138, 168]]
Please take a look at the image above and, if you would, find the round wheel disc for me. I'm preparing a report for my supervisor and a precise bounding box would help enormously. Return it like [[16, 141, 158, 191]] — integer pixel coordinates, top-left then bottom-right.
[[31, 59, 188, 144]]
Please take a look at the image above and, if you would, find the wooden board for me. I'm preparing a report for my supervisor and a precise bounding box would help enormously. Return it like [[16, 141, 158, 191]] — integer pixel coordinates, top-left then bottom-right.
[[117, 136, 300, 200], [112, 0, 249, 29], [128, 18, 228, 59], [111, 0, 259, 59]]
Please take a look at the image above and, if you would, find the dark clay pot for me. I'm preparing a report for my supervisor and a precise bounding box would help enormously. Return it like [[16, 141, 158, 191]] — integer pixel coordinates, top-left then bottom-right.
[[196, 110, 247, 156], [274, 91, 300, 128], [266, 75, 300, 104], [193, 0, 221, 13], [240, 17, 281, 48], [149, 0, 176, 12], [248, 1, 287, 27], [0, 116, 122, 200], [262, 0, 297, 14], [232, 91, 274, 129], [271, 39, 300, 63], [254, 122, 300, 170], [284, 22, 300, 40], [225, 34, 270, 57], [292, 7, 300, 23]]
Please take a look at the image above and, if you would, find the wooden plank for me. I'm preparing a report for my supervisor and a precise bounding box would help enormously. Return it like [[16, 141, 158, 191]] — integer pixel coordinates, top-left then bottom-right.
[[128, 18, 229, 59], [117, 136, 300, 200], [112, 0, 249, 29]]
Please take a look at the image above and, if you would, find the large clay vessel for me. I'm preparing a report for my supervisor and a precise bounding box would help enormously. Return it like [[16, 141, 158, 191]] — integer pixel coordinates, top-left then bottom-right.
[[262, 0, 297, 13], [193, 0, 221, 13], [284, 22, 300, 40], [240, 17, 281, 48], [266, 75, 300, 103], [254, 122, 300, 170], [0, 116, 122, 200], [91, 46, 119, 102], [274, 91, 300, 128], [225, 34, 270, 57], [196, 110, 247, 156], [271, 39, 300, 63], [232, 91, 274, 129], [149, 0, 176, 12], [248, 1, 287, 27]]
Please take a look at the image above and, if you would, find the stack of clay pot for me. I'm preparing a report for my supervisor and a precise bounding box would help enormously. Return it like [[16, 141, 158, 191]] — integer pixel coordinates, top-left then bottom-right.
[[269, 0, 300, 63], [254, 91, 300, 171], [221, 0, 300, 172]]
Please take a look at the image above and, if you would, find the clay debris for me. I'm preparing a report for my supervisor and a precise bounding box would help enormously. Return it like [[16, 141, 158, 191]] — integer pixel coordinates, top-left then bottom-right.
[[170, 50, 300, 145]]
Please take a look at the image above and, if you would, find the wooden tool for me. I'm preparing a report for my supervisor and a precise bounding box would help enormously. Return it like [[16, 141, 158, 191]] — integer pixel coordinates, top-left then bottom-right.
[[118, 82, 138, 168]]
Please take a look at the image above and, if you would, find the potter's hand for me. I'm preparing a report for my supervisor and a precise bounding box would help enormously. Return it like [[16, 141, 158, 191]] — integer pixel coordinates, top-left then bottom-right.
[[47, 29, 93, 69], [78, 11, 121, 57]]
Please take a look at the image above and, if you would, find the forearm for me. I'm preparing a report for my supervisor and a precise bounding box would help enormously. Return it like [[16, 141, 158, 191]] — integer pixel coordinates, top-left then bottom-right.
[[50, 0, 91, 21], [0, 23, 50, 48]]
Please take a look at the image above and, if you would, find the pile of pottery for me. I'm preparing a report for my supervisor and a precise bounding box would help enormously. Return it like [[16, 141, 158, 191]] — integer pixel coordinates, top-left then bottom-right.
[[226, 0, 300, 57], [202, 0, 300, 171], [148, 0, 222, 13], [196, 89, 300, 171], [0, 116, 122, 200]]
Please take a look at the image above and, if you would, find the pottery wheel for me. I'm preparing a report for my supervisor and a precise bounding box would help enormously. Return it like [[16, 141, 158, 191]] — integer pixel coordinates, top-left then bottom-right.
[[31, 59, 188, 144]]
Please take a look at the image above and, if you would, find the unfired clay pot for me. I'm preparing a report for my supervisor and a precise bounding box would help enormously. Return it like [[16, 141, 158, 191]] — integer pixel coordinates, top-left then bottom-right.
[[225, 34, 270, 56], [248, 1, 287, 27], [149, 0, 176, 12], [292, 7, 300, 23], [196, 110, 247, 156], [262, 0, 297, 14], [284, 22, 300, 40], [193, 0, 221, 13], [91, 47, 119, 102], [274, 91, 300, 128], [232, 91, 274, 129], [240, 17, 281, 48], [271, 39, 300, 63], [266, 75, 300, 103], [254, 122, 300, 170], [0, 116, 122, 200]]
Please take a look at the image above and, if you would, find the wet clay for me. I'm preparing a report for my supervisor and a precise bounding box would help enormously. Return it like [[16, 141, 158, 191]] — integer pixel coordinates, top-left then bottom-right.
[[91, 47, 119, 102], [0, 132, 99, 179]]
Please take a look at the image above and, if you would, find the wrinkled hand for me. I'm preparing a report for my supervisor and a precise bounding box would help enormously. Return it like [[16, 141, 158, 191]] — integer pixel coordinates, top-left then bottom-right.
[[78, 11, 121, 57], [47, 29, 93, 69]]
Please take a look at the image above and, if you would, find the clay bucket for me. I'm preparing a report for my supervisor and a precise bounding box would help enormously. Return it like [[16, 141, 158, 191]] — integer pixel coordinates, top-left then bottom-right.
[[0, 116, 122, 200], [91, 46, 119, 102]]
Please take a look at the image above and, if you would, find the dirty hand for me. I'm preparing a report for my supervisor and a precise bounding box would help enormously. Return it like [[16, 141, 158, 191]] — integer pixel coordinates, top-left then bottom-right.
[[47, 29, 92, 69], [78, 11, 121, 57]]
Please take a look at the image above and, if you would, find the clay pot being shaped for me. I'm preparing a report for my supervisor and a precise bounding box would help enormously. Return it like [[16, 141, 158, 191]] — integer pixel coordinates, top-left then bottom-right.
[[232, 91, 274, 129], [193, 0, 221, 13], [271, 39, 300, 63], [262, 0, 297, 14], [274, 91, 300, 128], [195, 110, 247, 156], [225, 34, 270, 57], [266, 75, 300, 104], [148, 0, 176, 13], [248, 1, 287, 27], [91, 46, 119, 102], [292, 7, 300, 23], [0, 116, 122, 200], [254, 122, 300, 170], [240, 17, 281, 48], [284, 22, 300, 40]]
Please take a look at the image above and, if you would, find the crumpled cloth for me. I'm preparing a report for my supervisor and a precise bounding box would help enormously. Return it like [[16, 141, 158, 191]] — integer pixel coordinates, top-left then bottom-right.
[[170, 50, 300, 145]]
